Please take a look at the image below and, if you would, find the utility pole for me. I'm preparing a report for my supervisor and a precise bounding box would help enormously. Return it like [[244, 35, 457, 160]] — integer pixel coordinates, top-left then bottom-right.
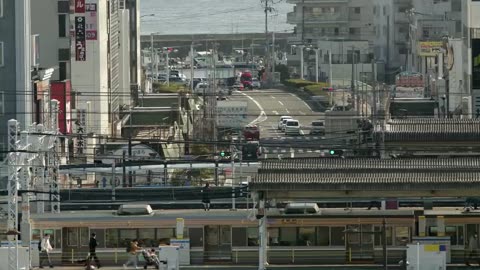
[[150, 33, 154, 80], [301, 0, 305, 43], [372, 59, 377, 124], [264, 0, 272, 86], [128, 109, 133, 187], [190, 42, 195, 93], [351, 49, 357, 114]]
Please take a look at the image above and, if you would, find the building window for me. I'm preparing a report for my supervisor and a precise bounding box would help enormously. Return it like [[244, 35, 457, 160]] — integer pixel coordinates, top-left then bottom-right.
[[0, 0, 3, 18], [57, 1, 69, 13], [59, 61, 68, 80], [0, 91, 5, 115], [247, 227, 259, 246], [451, 0, 461, 12], [0, 42, 3, 67], [354, 7, 361, 14], [58, 48, 70, 61], [58, 14, 67, 38]]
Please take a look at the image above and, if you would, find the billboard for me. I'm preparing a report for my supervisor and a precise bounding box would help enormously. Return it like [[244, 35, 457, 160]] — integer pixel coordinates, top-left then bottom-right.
[[417, 41, 443, 57], [74, 0, 85, 13], [76, 109, 87, 154], [75, 16, 86, 61], [472, 39, 480, 89], [85, 3, 97, 40], [50, 81, 73, 135]]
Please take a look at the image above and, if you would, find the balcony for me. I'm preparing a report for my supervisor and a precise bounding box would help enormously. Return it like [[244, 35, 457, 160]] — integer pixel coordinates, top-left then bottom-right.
[[287, 11, 348, 24]]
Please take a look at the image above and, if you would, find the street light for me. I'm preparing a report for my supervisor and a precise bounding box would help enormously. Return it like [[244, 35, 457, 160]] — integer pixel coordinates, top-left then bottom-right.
[[291, 45, 306, 80], [163, 47, 179, 86], [306, 46, 320, 83], [150, 32, 162, 82]]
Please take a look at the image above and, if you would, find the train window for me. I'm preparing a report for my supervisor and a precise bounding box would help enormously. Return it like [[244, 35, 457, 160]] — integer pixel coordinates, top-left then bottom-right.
[[32, 229, 41, 241], [55, 229, 62, 250], [298, 227, 316, 246], [395, 227, 410, 246], [247, 227, 259, 246], [428, 226, 438, 236], [157, 228, 175, 240], [106, 229, 119, 248], [66, 228, 78, 247], [189, 228, 204, 247], [331, 227, 345, 246], [466, 224, 477, 244], [373, 226, 393, 246], [279, 227, 297, 246], [43, 229, 55, 248], [316, 226, 329, 246], [119, 229, 138, 247], [90, 229, 105, 248], [220, 226, 231, 244], [446, 225, 464, 246], [80, 227, 89, 246], [139, 229, 156, 247], [268, 228, 279, 246], [232, 228, 247, 247]]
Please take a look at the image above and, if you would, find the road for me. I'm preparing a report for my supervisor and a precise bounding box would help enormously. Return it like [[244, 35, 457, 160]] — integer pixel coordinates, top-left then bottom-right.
[[228, 89, 326, 158]]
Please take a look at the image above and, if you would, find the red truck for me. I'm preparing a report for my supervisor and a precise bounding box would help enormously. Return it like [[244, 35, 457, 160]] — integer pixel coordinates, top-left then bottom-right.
[[243, 125, 260, 141], [240, 71, 253, 90]]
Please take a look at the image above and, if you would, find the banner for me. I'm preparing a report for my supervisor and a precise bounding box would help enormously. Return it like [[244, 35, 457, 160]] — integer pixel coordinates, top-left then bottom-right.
[[75, 16, 86, 61], [473, 39, 480, 89], [417, 41, 443, 57], [85, 3, 97, 40], [75, 0, 85, 13], [76, 109, 87, 154]]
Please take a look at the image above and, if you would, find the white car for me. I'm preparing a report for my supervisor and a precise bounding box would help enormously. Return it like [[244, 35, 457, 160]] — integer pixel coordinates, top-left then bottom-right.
[[278, 116, 293, 130], [194, 82, 209, 95], [284, 119, 300, 135], [252, 78, 261, 89]]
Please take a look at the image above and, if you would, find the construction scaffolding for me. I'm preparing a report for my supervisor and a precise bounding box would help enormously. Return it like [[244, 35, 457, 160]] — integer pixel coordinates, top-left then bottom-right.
[[6, 99, 60, 270]]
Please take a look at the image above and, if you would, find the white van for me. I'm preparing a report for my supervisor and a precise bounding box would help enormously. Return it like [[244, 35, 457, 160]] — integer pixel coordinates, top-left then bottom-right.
[[278, 116, 292, 130], [284, 119, 300, 135]]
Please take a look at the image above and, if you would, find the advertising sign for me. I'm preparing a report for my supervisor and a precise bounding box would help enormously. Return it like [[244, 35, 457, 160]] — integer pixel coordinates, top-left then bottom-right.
[[216, 101, 248, 128], [75, 0, 85, 13], [85, 3, 97, 40], [472, 39, 480, 89], [417, 41, 443, 57], [50, 81, 73, 134], [75, 16, 86, 61], [31, 34, 40, 67], [76, 109, 87, 154]]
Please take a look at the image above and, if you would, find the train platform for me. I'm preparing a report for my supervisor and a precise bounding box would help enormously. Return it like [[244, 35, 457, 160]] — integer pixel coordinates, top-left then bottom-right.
[[35, 264, 476, 270]]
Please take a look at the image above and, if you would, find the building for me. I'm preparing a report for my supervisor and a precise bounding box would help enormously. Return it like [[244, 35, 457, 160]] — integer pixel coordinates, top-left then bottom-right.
[[124, 0, 141, 105], [0, 0, 33, 136], [463, 0, 480, 117], [118, 4, 132, 110]]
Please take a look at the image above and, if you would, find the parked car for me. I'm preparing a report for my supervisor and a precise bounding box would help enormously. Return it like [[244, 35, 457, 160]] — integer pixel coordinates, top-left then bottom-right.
[[278, 116, 293, 130], [243, 125, 260, 141], [194, 82, 209, 95], [284, 119, 300, 135], [310, 120, 325, 135]]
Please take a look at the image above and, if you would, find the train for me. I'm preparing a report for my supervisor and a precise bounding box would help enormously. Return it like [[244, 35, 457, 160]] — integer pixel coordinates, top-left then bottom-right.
[[2, 204, 480, 266]]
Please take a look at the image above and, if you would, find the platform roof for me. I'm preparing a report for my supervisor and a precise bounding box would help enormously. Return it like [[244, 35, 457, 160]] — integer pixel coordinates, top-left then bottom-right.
[[251, 158, 480, 199]]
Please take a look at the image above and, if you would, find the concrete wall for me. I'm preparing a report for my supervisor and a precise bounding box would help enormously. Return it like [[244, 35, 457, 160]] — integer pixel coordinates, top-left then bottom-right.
[[70, 0, 110, 135], [119, 9, 131, 108]]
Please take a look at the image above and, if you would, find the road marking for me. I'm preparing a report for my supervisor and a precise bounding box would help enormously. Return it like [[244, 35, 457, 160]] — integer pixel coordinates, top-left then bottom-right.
[[272, 110, 279, 115], [281, 149, 287, 153], [300, 111, 307, 115], [290, 148, 295, 158], [271, 96, 276, 99], [286, 109, 290, 114], [278, 101, 284, 106], [237, 91, 268, 125]]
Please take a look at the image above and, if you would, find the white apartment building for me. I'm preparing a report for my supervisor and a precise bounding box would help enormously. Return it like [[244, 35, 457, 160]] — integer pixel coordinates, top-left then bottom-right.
[[462, 0, 480, 116]]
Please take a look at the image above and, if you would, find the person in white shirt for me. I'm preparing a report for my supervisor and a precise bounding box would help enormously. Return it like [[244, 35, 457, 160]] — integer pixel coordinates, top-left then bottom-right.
[[40, 234, 54, 268]]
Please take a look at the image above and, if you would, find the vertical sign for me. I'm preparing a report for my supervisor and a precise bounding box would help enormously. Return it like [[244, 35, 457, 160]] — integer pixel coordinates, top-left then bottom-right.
[[472, 39, 480, 89], [75, 0, 85, 13], [75, 16, 86, 61], [85, 3, 97, 40], [31, 34, 40, 67], [76, 109, 86, 154]]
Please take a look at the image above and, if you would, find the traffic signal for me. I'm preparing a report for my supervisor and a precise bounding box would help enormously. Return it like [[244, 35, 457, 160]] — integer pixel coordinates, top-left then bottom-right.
[[329, 149, 344, 156], [220, 151, 231, 158]]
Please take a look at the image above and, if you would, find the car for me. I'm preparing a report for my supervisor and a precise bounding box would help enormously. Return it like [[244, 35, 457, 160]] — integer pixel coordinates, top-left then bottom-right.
[[284, 119, 300, 135], [194, 82, 209, 95], [243, 125, 260, 141], [252, 78, 261, 89], [232, 82, 244, 91], [278, 116, 293, 130], [310, 120, 325, 135], [242, 141, 262, 161]]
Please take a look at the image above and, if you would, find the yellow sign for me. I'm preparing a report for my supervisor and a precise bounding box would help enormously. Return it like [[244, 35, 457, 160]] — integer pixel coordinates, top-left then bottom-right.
[[424, 244, 440, 252], [418, 41, 443, 56], [474, 55, 480, 67]]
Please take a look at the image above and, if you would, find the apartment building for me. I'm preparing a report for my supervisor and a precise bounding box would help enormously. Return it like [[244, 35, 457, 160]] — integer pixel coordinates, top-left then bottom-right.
[[462, 0, 480, 116]]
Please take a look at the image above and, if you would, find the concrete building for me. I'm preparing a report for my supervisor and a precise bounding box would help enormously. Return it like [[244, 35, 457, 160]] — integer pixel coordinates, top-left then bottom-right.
[[118, 6, 131, 110], [0, 0, 33, 136], [124, 0, 141, 105], [462, 0, 480, 117]]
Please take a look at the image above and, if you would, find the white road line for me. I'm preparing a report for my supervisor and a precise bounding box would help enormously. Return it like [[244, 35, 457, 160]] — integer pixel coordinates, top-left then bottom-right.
[[237, 91, 268, 125], [298, 149, 304, 153], [271, 96, 276, 99], [286, 109, 290, 114], [272, 110, 279, 115], [281, 149, 287, 153], [278, 101, 284, 106], [290, 148, 295, 158], [300, 111, 307, 115]]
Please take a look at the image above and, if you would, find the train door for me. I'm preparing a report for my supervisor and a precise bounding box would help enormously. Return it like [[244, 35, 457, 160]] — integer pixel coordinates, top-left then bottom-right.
[[345, 224, 375, 263], [62, 227, 90, 263], [204, 225, 231, 261]]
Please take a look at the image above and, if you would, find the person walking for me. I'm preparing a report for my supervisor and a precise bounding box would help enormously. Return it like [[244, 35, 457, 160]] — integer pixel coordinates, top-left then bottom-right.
[[86, 233, 101, 268], [466, 233, 480, 266], [123, 239, 140, 269], [201, 183, 211, 211], [39, 234, 54, 268]]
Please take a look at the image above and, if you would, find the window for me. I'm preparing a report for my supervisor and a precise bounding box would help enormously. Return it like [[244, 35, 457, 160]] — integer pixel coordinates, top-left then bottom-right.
[[59, 61, 68, 80], [0, 0, 3, 18], [66, 228, 78, 247], [354, 7, 360, 14], [58, 48, 70, 61], [330, 226, 345, 246], [334, 28, 339, 36], [247, 227, 259, 246], [316, 226, 330, 246], [0, 42, 4, 67], [189, 228, 204, 247], [349, 28, 361, 35], [106, 229, 119, 248], [268, 228, 280, 246], [57, 1, 69, 13], [79, 227, 89, 246], [157, 228, 175, 242], [446, 226, 464, 246], [90, 229, 105, 248], [395, 226, 410, 246], [298, 227, 316, 246], [0, 91, 4, 115], [451, 0, 461, 12], [139, 228, 156, 247], [119, 229, 137, 247], [58, 14, 67, 38], [279, 227, 297, 246], [32, 229, 41, 241]]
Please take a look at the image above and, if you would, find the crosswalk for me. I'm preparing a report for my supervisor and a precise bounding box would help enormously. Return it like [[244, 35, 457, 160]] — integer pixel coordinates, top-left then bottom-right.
[[263, 148, 328, 156], [262, 136, 325, 141]]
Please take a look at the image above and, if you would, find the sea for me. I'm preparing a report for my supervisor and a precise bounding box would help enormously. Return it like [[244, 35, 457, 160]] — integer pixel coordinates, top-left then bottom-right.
[[140, 0, 293, 35]]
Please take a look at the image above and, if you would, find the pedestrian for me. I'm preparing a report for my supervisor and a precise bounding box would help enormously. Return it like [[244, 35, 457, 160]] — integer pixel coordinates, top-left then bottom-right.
[[101, 177, 107, 188], [86, 233, 101, 268], [201, 183, 211, 211], [466, 233, 480, 266], [39, 234, 54, 268], [123, 239, 140, 269]]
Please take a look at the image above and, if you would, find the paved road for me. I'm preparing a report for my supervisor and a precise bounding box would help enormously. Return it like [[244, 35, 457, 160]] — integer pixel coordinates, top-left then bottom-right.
[[229, 89, 326, 158]]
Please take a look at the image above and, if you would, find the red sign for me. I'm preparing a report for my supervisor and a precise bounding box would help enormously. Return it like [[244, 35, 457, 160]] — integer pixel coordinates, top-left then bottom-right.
[[75, 0, 85, 13], [50, 80, 73, 134]]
